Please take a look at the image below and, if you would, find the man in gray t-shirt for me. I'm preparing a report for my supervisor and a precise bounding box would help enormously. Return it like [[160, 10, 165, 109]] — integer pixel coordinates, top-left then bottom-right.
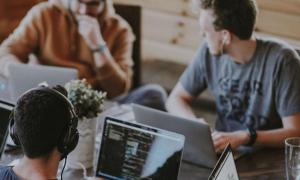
[[166, 0, 300, 152]]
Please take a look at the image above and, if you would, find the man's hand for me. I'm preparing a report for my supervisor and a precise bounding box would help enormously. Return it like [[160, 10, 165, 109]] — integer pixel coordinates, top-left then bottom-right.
[[76, 15, 104, 49], [212, 130, 250, 152]]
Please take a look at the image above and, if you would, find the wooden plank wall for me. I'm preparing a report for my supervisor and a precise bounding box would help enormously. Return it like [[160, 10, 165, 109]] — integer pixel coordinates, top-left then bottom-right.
[[0, 0, 299, 64], [113, 0, 300, 64]]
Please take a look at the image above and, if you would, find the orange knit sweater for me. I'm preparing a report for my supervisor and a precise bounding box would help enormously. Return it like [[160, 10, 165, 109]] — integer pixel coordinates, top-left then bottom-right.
[[0, 0, 135, 98]]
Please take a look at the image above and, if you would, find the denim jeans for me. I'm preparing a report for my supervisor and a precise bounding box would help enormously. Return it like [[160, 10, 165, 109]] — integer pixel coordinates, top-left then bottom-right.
[[114, 84, 167, 111]]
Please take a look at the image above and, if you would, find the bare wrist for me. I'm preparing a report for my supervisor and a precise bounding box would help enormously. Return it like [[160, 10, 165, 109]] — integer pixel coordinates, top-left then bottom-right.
[[243, 130, 251, 145]]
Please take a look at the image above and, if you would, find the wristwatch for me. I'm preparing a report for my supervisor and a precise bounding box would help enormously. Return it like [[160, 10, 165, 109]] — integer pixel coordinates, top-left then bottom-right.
[[92, 43, 107, 53], [246, 127, 257, 146]]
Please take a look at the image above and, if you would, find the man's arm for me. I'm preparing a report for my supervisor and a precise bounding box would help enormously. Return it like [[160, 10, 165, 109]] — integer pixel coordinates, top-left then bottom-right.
[[255, 113, 300, 147], [166, 82, 197, 119], [0, 6, 41, 77], [76, 15, 134, 98], [92, 37, 133, 98], [213, 113, 300, 152]]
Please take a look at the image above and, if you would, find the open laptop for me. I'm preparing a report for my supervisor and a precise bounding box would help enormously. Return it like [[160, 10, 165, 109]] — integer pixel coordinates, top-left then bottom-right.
[[209, 144, 240, 180], [8, 64, 78, 102], [0, 100, 14, 158], [95, 117, 185, 180], [132, 104, 217, 168]]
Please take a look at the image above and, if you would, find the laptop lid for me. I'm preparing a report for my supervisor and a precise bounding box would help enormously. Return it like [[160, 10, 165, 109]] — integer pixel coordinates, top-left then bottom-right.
[[8, 64, 78, 102], [95, 117, 185, 180], [209, 144, 240, 180], [132, 103, 217, 168], [0, 100, 14, 158]]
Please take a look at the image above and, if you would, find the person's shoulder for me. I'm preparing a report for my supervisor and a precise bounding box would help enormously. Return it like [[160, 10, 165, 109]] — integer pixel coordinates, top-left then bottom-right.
[[0, 165, 11, 173], [107, 14, 133, 35], [258, 37, 299, 60], [23, 2, 60, 20], [28, 2, 56, 14], [196, 42, 213, 61], [111, 14, 130, 27], [0, 166, 21, 180], [103, 14, 135, 42]]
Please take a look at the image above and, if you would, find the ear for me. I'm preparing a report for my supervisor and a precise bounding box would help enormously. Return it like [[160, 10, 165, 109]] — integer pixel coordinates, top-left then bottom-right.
[[222, 30, 231, 45]]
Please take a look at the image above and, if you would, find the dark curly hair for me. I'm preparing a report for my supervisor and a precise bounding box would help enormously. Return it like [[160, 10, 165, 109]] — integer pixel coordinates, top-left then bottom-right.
[[14, 86, 70, 158], [199, 0, 258, 39]]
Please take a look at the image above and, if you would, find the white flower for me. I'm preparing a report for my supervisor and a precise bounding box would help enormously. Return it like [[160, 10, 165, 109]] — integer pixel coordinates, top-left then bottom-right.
[[65, 79, 107, 120]]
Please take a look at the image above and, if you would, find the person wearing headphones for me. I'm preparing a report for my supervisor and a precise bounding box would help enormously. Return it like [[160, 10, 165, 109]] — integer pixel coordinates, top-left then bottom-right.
[[0, 0, 167, 111], [0, 85, 79, 180], [166, 0, 300, 152]]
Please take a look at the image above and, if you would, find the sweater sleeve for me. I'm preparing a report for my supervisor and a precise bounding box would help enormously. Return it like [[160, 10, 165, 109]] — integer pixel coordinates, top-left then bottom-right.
[[94, 25, 135, 98], [0, 5, 42, 76]]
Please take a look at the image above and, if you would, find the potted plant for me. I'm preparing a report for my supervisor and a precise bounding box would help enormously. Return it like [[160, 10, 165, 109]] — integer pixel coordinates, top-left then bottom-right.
[[65, 79, 106, 169]]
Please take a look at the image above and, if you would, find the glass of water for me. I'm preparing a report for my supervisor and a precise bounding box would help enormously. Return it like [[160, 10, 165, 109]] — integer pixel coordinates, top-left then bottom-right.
[[286, 137, 300, 180]]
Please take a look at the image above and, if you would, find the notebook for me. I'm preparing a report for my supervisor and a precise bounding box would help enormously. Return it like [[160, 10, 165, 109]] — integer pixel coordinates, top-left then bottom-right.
[[95, 117, 185, 180]]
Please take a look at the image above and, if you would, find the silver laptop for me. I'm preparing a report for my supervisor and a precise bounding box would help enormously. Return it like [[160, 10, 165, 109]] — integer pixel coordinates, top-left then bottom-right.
[[132, 104, 217, 168], [8, 64, 78, 102], [95, 117, 185, 180], [0, 100, 14, 158]]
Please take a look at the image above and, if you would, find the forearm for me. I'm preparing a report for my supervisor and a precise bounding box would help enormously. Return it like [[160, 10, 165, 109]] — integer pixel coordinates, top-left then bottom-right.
[[166, 96, 197, 119], [93, 51, 131, 98], [76, 15, 134, 97], [255, 128, 300, 148]]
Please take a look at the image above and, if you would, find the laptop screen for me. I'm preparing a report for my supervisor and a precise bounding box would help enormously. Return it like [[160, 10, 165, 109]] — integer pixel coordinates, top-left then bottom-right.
[[0, 100, 14, 157], [8, 64, 78, 103], [96, 117, 185, 180]]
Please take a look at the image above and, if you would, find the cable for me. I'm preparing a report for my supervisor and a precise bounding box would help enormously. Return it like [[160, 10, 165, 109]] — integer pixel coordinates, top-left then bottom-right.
[[78, 162, 94, 180], [61, 157, 67, 180], [78, 162, 88, 179], [59, 160, 93, 180]]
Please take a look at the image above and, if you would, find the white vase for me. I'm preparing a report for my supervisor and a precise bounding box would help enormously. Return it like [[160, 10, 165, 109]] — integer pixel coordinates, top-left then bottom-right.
[[66, 117, 97, 169]]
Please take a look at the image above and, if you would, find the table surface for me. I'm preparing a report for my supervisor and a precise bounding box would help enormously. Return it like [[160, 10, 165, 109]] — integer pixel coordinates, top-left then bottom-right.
[[0, 146, 285, 180], [0, 104, 286, 180]]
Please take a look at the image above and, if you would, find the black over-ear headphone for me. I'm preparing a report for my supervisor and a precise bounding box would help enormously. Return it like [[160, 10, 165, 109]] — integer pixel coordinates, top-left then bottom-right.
[[9, 86, 79, 159]]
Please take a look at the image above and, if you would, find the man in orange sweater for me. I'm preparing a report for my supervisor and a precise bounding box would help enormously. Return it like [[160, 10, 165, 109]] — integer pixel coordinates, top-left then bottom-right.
[[0, 0, 167, 110]]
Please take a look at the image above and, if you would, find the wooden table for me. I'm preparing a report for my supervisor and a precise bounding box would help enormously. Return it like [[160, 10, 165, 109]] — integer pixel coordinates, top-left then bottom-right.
[[0, 147, 285, 179], [179, 148, 285, 179], [97, 104, 286, 179], [0, 104, 286, 179]]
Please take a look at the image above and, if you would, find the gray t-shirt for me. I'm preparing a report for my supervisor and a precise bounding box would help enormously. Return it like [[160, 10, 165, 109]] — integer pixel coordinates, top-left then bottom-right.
[[0, 166, 21, 180], [180, 39, 300, 131]]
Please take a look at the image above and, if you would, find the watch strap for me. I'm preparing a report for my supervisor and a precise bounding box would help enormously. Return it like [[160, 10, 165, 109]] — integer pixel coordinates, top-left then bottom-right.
[[246, 127, 257, 146]]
